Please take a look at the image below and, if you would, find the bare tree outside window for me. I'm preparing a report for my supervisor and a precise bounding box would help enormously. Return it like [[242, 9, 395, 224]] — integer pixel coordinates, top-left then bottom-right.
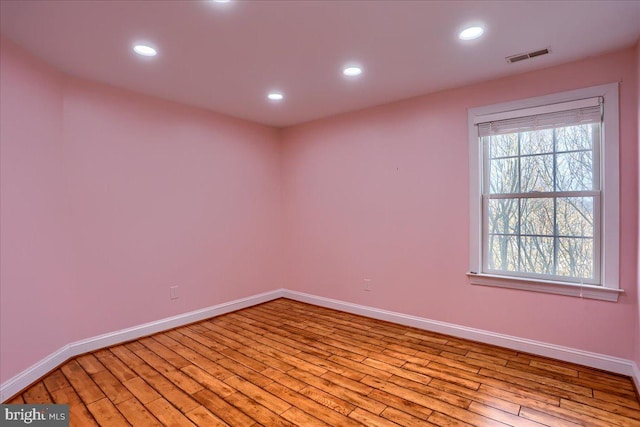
[[484, 124, 598, 282]]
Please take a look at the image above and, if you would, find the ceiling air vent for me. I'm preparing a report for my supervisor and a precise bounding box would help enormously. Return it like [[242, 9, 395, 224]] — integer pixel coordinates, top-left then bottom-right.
[[506, 48, 550, 64]]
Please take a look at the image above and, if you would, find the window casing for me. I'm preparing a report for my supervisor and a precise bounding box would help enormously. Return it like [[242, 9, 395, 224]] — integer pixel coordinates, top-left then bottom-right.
[[467, 83, 621, 302]]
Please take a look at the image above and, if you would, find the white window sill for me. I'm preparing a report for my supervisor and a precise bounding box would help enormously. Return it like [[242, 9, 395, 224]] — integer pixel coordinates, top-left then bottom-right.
[[466, 273, 623, 302]]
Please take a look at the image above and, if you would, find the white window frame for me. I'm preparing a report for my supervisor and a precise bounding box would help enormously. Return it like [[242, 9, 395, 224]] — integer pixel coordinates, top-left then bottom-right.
[[467, 83, 621, 302]]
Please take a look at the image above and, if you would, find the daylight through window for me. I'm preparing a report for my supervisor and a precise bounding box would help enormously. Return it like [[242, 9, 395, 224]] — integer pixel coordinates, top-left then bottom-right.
[[468, 84, 620, 301], [480, 102, 601, 284]]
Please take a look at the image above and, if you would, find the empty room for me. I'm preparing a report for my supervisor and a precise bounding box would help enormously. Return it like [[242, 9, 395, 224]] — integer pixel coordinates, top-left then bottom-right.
[[1, 0, 639, 426]]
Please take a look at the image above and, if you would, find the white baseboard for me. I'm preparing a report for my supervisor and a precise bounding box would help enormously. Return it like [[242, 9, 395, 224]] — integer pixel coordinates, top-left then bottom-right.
[[282, 290, 640, 380], [632, 361, 640, 395], [0, 289, 285, 402], [3, 288, 638, 402]]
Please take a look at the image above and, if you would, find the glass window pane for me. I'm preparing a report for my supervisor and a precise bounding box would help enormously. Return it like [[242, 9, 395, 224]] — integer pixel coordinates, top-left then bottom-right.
[[488, 199, 518, 235], [490, 134, 518, 158], [521, 154, 553, 192], [520, 129, 554, 155], [557, 150, 593, 191], [557, 197, 593, 237], [490, 158, 518, 194], [521, 198, 554, 236], [520, 237, 554, 275], [557, 238, 593, 279], [556, 124, 594, 152], [488, 235, 518, 272]]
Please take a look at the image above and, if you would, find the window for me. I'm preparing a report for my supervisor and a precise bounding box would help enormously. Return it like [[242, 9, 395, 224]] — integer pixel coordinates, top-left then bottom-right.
[[467, 83, 621, 301]]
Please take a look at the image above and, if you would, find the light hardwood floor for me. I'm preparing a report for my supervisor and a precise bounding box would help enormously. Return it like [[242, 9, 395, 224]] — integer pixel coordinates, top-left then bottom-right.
[[7, 298, 640, 426]]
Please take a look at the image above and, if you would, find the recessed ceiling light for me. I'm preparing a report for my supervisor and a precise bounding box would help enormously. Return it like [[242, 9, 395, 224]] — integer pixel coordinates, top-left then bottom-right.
[[213, 0, 231, 2], [459, 26, 484, 40], [267, 92, 284, 101], [133, 44, 157, 57], [343, 66, 363, 77]]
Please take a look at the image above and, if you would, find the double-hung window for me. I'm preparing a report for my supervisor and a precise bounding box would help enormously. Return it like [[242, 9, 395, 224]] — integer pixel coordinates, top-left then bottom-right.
[[468, 83, 621, 301]]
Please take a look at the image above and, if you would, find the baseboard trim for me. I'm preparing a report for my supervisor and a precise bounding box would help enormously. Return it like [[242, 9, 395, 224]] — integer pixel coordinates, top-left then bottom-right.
[[632, 361, 640, 396], [2, 288, 638, 402], [0, 289, 285, 402], [282, 290, 639, 379]]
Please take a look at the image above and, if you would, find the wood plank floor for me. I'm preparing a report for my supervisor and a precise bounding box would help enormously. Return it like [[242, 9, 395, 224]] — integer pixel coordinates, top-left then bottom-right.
[[7, 298, 640, 426]]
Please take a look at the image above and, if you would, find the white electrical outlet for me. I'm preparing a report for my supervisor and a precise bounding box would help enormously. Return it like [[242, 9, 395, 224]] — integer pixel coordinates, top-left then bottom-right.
[[363, 278, 372, 291], [170, 285, 179, 300]]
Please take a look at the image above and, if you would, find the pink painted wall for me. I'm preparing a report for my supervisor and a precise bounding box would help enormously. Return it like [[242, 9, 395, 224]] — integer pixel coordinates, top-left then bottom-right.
[[62, 78, 283, 342], [282, 46, 639, 359], [0, 38, 283, 382], [636, 39, 640, 371], [1, 38, 75, 386]]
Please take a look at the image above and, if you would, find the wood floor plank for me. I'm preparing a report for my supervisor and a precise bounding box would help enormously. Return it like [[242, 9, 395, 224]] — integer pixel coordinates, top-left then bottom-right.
[[594, 389, 640, 410], [76, 354, 106, 375], [427, 378, 520, 415], [299, 384, 356, 415], [141, 336, 192, 369], [146, 397, 197, 427], [116, 397, 163, 427], [428, 411, 475, 426], [162, 333, 233, 380], [21, 382, 51, 403], [223, 390, 296, 426], [185, 405, 230, 427], [263, 381, 364, 427], [132, 347, 204, 395], [560, 398, 640, 427], [387, 375, 471, 409], [467, 401, 545, 427], [9, 298, 639, 427], [281, 406, 332, 426], [567, 391, 640, 420], [60, 359, 105, 405], [180, 364, 236, 397], [122, 376, 161, 404], [363, 375, 508, 426], [380, 406, 439, 427], [192, 388, 256, 426], [518, 406, 584, 427], [349, 407, 403, 427], [86, 397, 129, 427], [109, 345, 144, 367], [290, 368, 386, 415], [49, 386, 99, 426], [93, 353, 137, 383], [43, 369, 71, 393], [90, 370, 134, 405], [7, 395, 24, 404], [223, 374, 291, 414], [368, 388, 435, 420], [128, 363, 200, 413], [215, 355, 273, 387]]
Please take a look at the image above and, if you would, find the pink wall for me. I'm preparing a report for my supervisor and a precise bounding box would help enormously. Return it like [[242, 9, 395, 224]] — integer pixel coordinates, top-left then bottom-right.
[[636, 40, 640, 370], [282, 46, 639, 359], [0, 38, 283, 382], [62, 78, 283, 342], [1, 39, 75, 385]]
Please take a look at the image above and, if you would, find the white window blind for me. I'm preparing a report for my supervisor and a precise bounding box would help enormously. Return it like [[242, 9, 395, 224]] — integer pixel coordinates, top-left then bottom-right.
[[475, 97, 602, 137]]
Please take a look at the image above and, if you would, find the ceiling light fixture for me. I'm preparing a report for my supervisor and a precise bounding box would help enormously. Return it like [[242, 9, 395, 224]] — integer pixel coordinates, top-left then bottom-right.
[[459, 26, 484, 40], [267, 92, 284, 101], [343, 66, 363, 77], [213, 0, 231, 2], [133, 44, 157, 57]]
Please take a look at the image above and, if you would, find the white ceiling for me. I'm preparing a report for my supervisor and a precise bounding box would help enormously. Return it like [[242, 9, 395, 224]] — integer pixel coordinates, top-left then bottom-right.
[[1, 0, 639, 128]]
